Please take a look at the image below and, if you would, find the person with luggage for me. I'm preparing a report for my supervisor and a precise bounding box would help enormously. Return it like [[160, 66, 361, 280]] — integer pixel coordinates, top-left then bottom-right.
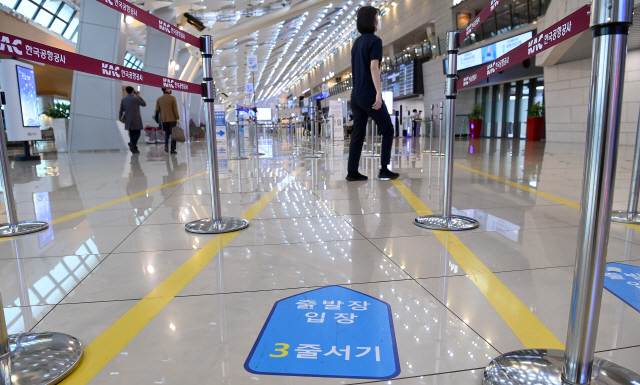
[[119, 86, 146, 154], [155, 88, 180, 154]]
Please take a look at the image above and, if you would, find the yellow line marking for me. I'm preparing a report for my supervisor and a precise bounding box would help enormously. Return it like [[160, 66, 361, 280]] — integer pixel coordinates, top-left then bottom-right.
[[60, 167, 303, 385], [391, 179, 565, 350], [454, 163, 580, 209], [454, 163, 640, 231], [0, 171, 209, 243]]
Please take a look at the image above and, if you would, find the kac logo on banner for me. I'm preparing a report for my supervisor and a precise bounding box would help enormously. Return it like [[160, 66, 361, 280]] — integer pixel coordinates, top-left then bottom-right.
[[247, 55, 258, 72], [246, 83, 254, 94], [0, 36, 22, 55], [604, 263, 640, 313], [101, 63, 120, 78], [245, 286, 400, 380]]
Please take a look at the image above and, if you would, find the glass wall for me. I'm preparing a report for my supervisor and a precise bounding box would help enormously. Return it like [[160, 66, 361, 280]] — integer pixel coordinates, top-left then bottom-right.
[[1, 0, 79, 42], [475, 77, 544, 139]]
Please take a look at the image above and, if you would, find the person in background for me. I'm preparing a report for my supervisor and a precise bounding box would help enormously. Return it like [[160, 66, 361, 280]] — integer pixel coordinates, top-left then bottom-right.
[[412, 109, 419, 136], [119, 86, 146, 154], [346, 5, 398, 181], [155, 88, 180, 154]]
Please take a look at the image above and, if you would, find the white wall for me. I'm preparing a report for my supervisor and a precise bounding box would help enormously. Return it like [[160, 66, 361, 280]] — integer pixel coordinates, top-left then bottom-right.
[[544, 49, 640, 145]]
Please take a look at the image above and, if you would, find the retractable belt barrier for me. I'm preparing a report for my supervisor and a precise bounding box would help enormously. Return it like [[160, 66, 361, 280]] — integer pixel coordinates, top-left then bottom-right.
[[459, 5, 590, 89], [458, 0, 507, 43], [94, 0, 202, 48], [0, 32, 202, 94]]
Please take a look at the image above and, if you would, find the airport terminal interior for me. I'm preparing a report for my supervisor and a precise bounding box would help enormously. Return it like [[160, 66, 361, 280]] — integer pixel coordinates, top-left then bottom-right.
[[2, 0, 640, 384]]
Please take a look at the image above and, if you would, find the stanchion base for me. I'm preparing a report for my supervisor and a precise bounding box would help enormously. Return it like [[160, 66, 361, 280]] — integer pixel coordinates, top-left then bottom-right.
[[185, 217, 249, 234], [363, 154, 380, 158], [304, 155, 322, 159], [230, 157, 250, 160], [483, 349, 640, 385], [414, 215, 479, 231], [253, 152, 265, 156], [611, 210, 640, 224], [422, 150, 438, 154], [432, 153, 446, 157], [5, 332, 83, 385], [0, 221, 49, 237]]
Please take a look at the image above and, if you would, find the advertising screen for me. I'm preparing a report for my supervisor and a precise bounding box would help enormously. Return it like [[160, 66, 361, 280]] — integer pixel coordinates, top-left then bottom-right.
[[456, 31, 533, 71], [16, 66, 40, 127], [256, 107, 272, 121]]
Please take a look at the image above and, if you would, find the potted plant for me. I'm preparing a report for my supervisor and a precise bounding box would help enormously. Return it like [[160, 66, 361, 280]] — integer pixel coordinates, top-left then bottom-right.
[[526, 102, 545, 141], [469, 104, 483, 139], [43, 102, 70, 152]]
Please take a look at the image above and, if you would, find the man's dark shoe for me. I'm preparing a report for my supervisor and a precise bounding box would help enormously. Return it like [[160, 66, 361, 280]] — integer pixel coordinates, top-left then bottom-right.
[[170, 150, 178, 154], [346, 171, 368, 181], [378, 169, 399, 180], [128, 142, 136, 154]]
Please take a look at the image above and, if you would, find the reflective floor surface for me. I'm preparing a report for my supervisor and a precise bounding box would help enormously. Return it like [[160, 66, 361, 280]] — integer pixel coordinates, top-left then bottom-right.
[[2, 134, 640, 384]]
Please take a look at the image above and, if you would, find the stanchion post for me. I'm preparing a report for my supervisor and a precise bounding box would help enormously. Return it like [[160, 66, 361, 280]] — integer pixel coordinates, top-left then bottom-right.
[[612, 105, 640, 223], [484, 1, 640, 384], [0, 107, 48, 236], [231, 104, 248, 161], [423, 104, 435, 154], [0, 289, 82, 384], [434, 103, 445, 157], [414, 31, 479, 231], [305, 99, 321, 159], [185, 35, 249, 234]]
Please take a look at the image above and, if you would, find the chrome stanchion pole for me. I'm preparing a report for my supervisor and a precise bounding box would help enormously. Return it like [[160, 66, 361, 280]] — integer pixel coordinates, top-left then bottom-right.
[[0, 109, 48, 236], [365, 122, 380, 158], [0, 290, 82, 385], [423, 104, 436, 154], [305, 99, 321, 159], [186, 35, 249, 234], [362, 119, 373, 156], [612, 106, 640, 223], [415, 31, 478, 231], [253, 119, 264, 156], [330, 115, 338, 147], [231, 105, 248, 161], [434, 103, 445, 157], [484, 1, 640, 384]]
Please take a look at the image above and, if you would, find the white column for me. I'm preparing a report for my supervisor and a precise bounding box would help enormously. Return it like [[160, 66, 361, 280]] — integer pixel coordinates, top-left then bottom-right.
[[68, 0, 127, 151], [140, 8, 174, 128]]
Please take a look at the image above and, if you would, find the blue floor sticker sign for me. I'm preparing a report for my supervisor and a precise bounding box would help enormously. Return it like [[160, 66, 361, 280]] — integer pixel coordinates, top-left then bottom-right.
[[604, 262, 640, 312], [244, 285, 400, 380]]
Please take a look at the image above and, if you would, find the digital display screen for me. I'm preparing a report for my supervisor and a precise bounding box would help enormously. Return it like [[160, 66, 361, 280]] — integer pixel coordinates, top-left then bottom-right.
[[16, 66, 40, 127], [456, 31, 534, 71], [381, 62, 415, 98], [256, 107, 272, 121]]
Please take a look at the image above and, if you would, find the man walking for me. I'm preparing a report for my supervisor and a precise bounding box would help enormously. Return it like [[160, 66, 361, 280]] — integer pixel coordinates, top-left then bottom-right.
[[155, 88, 180, 154], [119, 86, 146, 154]]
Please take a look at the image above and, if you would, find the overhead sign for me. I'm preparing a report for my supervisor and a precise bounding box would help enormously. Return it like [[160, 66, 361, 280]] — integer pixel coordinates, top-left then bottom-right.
[[604, 263, 640, 313], [322, 83, 330, 97], [457, 31, 533, 71], [458, 5, 590, 89], [247, 55, 258, 72], [214, 104, 226, 142], [246, 83, 253, 94], [329, 101, 344, 141], [245, 286, 400, 380]]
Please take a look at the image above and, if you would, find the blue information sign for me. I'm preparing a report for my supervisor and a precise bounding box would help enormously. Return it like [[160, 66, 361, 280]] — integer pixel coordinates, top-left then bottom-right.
[[245, 286, 400, 380], [604, 262, 640, 312]]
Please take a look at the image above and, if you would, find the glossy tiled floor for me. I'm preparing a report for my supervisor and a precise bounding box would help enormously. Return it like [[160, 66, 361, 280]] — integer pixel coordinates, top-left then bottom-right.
[[3, 135, 640, 384]]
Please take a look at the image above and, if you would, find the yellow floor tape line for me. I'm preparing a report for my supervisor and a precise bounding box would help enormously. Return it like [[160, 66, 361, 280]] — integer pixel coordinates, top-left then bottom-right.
[[60, 167, 303, 385], [391, 179, 565, 350], [454, 162, 640, 231], [0, 171, 209, 244]]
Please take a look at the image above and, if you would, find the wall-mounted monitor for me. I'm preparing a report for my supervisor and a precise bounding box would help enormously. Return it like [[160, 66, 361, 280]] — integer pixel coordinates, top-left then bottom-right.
[[16, 65, 40, 127], [456, 31, 534, 72], [256, 107, 272, 121]]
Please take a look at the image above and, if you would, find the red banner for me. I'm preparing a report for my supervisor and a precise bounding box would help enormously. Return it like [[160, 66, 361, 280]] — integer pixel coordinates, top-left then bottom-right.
[[458, 5, 591, 90], [459, 0, 507, 43], [94, 0, 201, 48], [0, 32, 203, 94]]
